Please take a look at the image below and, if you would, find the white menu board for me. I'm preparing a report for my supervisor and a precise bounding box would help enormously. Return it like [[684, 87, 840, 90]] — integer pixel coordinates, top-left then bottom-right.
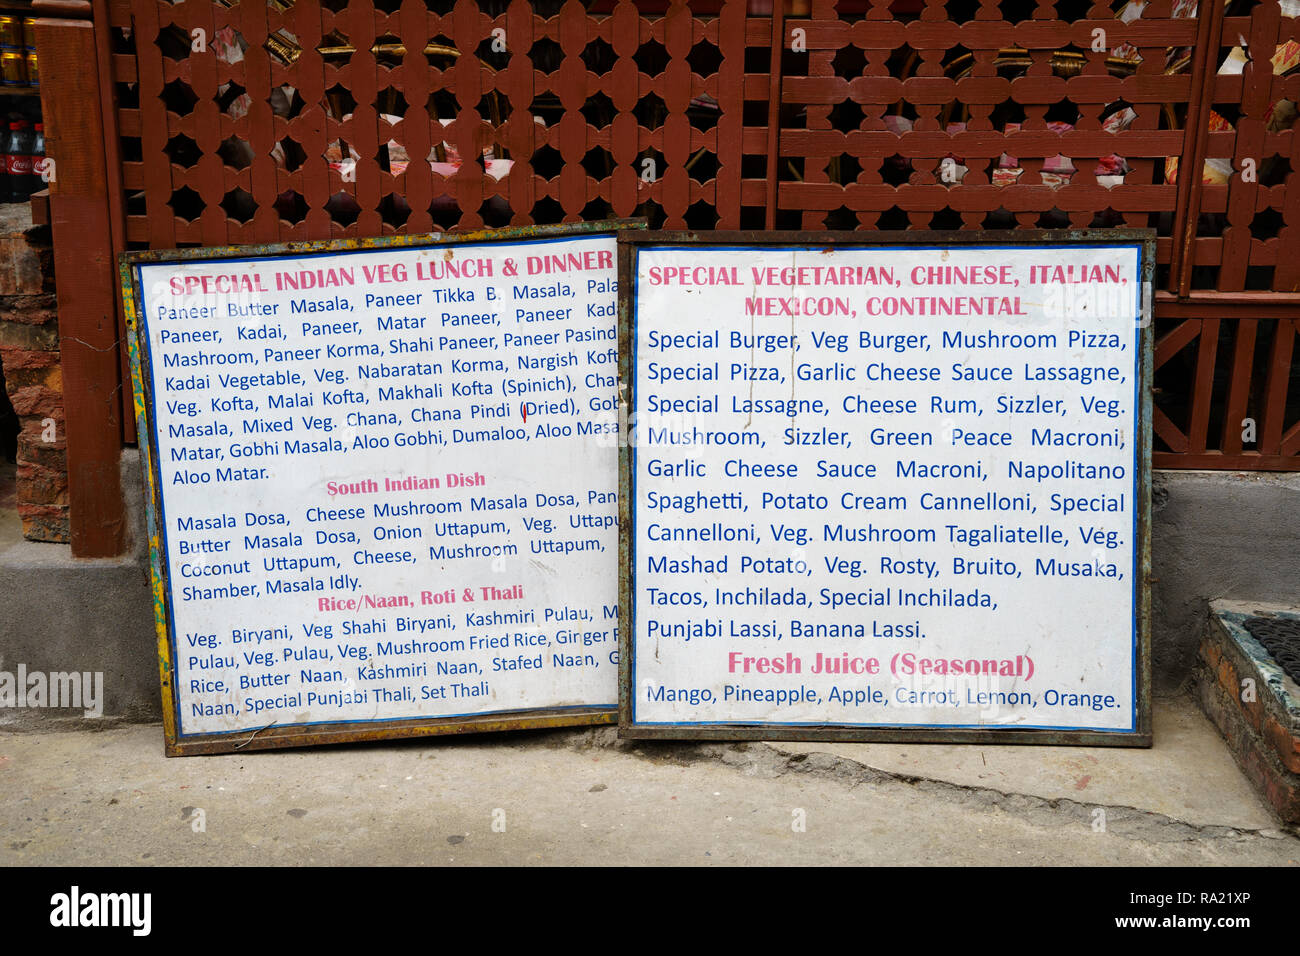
[[623, 237, 1150, 743], [127, 228, 627, 753]]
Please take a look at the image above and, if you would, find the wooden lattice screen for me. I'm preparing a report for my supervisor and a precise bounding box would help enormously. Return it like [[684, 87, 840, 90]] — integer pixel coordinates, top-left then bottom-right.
[[110, 0, 770, 243], [26, 0, 1300, 555], [772, 1, 1193, 260]]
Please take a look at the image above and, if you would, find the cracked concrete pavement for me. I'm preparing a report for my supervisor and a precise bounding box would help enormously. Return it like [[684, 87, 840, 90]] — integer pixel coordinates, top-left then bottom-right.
[[1, 693, 1296, 865]]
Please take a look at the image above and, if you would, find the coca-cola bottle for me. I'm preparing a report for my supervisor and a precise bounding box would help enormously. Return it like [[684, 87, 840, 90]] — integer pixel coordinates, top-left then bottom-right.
[[0, 119, 11, 203], [5, 121, 33, 202], [29, 122, 42, 197]]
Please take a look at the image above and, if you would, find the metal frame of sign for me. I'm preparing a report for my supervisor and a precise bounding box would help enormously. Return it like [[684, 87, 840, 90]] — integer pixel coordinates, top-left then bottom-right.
[[122, 220, 643, 756], [617, 229, 1154, 747]]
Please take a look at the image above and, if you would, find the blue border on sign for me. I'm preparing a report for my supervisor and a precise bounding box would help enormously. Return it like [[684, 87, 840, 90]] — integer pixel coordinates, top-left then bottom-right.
[[629, 242, 1144, 734], [135, 233, 620, 740]]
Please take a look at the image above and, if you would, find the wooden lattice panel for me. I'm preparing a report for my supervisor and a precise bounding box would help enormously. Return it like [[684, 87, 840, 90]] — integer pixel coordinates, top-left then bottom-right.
[[1193, 2, 1300, 292], [110, 0, 770, 245], [772, 0, 1197, 278]]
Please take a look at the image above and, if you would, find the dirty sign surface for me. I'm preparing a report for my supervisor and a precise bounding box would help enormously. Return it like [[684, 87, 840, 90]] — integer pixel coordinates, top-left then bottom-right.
[[619, 231, 1153, 746], [123, 222, 636, 755]]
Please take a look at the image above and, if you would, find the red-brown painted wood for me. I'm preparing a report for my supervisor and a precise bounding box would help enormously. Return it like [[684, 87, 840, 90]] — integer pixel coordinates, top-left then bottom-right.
[[35, 17, 126, 557]]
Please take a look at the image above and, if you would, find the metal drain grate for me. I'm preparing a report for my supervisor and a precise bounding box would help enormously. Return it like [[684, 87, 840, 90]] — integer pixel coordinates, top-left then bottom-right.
[[1244, 616, 1300, 686]]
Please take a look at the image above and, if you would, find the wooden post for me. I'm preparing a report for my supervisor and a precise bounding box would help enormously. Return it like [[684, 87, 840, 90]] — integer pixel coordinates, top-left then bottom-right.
[[33, 6, 127, 557]]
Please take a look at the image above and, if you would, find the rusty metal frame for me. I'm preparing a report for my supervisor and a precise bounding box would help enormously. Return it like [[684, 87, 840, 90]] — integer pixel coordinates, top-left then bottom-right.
[[617, 228, 1154, 748], [120, 219, 644, 756]]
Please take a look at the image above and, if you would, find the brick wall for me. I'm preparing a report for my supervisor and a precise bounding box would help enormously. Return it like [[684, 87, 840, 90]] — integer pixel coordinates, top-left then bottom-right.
[[1196, 604, 1300, 824], [0, 203, 65, 543]]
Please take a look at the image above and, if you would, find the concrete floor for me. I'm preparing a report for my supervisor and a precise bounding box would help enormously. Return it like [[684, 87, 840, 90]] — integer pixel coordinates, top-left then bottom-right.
[[0, 694, 1294, 866]]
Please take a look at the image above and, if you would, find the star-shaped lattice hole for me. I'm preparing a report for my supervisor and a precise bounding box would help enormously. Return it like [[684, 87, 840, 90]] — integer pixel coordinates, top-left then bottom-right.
[[634, 92, 666, 129], [156, 24, 192, 62], [267, 83, 305, 120], [528, 37, 563, 74], [325, 139, 358, 178], [829, 99, 866, 131], [221, 187, 255, 223], [583, 91, 617, 129], [1262, 154, 1292, 187], [475, 36, 510, 71], [428, 146, 458, 180], [1098, 100, 1139, 131], [325, 84, 357, 120], [530, 196, 565, 224], [218, 135, 253, 171], [1251, 207, 1286, 239], [832, 153, 862, 185], [1090, 207, 1125, 229], [479, 198, 513, 228], [1037, 207, 1069, 228], [880, 154, 912, 186], [582, 37, 616, 75], [876, 204, 910, 230], [429, 89, 457, 120], [992, 98, 1027, 126], [164, 133, 200, 168], [168, 186, 205, 222], [429, 197, 460, 230], [885, 43, 919, 79], [688, 39, 723, 77], [686, 149, 719, 182], [326, 190, 360, 227], [989, 159, 1023, 187], [947, 0, 980, 21], [825, 205, 859, 230], [582, 198, 613, 220], [636, 38, 669, 77], [887, 99, 920, 124], [1049, 43, 1089, 78], [1055, 0, 1093, 22], [373, 0, 401, 14], [277, 136, 307, 172], [688, 102, 720, 132], [528, 93, 564, 127], [426, 35, 458, 70], [582, 146, 615, 181], [1040, 154, 1076, 186], [930, 206, 963, 229], [162, 79, 198, 116], [378, 194, 411, 228], [377, 88, 408, 119], [530, 143, 563, 179], [376, 138, 405, 175], [1046, 98, 1082, 126], [275, 189, 309, 224], [371, 35, 404, 70], [999, 0, 1037, 23], [684, 200, 720, 230], [636, 199, 666, 229], [982, 206, 1015, 229], [933, 156, 968, 186], [317, 30, 353, 63], [477, 93, 510, 125], [264, 30, 299, 66], [831, 46, 866, 79], [634, 148, 666, 184]]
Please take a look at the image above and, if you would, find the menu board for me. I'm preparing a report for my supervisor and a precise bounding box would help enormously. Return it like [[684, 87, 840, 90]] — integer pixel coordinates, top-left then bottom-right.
[[124, 224, 635, 755], [619, 232, 1152, 745]]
